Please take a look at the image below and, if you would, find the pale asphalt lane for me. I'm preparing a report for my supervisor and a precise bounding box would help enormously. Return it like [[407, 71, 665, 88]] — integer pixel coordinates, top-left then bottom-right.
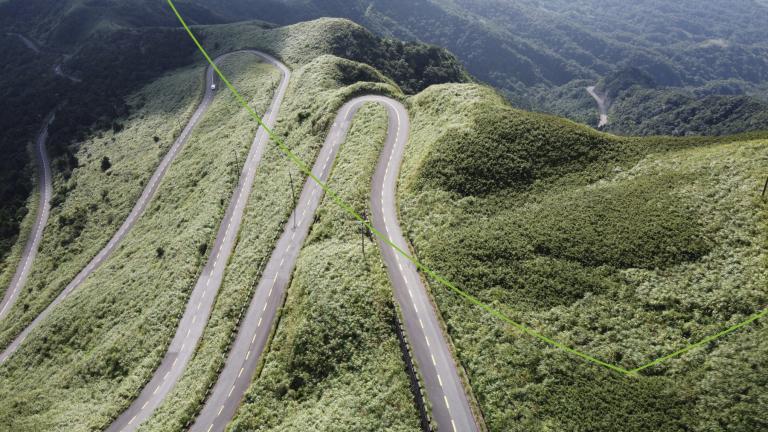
[[106, 50, 290, 432], [0, 54, 227, 364], [368, 96, 479, 432], [0, 113, 54, 321], [190, 96, 478, 432]]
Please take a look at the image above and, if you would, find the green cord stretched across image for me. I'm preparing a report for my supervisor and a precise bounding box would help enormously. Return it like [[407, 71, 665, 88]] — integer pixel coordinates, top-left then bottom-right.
[[168, 0, 766, 376]]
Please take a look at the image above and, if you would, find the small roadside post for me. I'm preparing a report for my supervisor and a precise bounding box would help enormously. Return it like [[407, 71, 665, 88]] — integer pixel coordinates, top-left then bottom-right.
[[762, 176, 768, 198], [289, 171, 297, 230]]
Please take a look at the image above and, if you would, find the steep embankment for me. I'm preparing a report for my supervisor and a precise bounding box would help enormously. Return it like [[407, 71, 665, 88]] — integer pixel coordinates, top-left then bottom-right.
[[397, 83, 768, 431]]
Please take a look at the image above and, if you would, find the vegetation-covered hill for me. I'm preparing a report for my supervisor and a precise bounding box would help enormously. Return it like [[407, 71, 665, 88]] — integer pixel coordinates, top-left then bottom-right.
[[0, 17, 467, 432], [398, 83, 768, 431], [0, 10, 468, 301]]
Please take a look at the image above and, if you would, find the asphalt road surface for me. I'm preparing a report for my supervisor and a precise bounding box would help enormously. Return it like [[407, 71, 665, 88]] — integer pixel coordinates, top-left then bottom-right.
[[0, 54, 228, 364], [0, 113, 54, 321], [191, 96, 478, 432], [368, 96, 479, 432], [587, 85, 609, 127], [107, 50, 290, 432]]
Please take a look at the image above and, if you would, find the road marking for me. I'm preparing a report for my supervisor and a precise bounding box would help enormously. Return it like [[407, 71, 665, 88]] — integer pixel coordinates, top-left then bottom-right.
[[228, 385, 235, 398], [444, 395, 450, 410], [431, 354, 436, 366], [217, 405, 224, 416], [246, 350, 250, 360], [207, 425, 213, 432], [153, 385, 160, 395], [238, 367, 244, 378], [257, 317, 262, 327], [197, 302, 202, 311], [452, 419, 457, 432], [128, 416, 136, 425], [142, 401, 149, 410], [437, 373, 443, 387]]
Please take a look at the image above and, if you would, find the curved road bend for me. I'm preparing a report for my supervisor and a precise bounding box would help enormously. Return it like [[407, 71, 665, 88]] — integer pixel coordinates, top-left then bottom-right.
[[0, 54, 227, 364], [107, 51, 290, 432], [0, 113, 54, 321], [368, 97, 479, 432], [190, 96, 478, 432], [586, 85, 609, 128]]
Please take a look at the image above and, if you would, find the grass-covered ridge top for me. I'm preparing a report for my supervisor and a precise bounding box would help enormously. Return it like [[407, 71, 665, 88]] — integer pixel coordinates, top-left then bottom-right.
[[199, 17, 472, 94]]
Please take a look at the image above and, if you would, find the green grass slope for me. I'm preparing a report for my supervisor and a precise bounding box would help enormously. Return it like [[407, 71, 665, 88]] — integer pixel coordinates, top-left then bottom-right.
[[0, 17, 468, 431], [139, 20, 449, 431], [0, 53, 279, 431], [398, 84, 768, 431], [228, 103, 420, 432]]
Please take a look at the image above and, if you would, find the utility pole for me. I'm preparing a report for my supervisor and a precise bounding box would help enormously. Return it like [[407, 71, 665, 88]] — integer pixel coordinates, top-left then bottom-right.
[[360, 209, 367, 260], [289, 171, 297, 230], [763, 176, 768, 198]]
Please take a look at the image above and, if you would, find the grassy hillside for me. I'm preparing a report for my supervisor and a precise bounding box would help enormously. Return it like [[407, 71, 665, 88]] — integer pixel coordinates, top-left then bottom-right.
[[0, 53, 279, 431], [139, 20, 444, 431], [229, 103, 420, 432], [0, 17, 466, 431], [397, 84, 768, 431]]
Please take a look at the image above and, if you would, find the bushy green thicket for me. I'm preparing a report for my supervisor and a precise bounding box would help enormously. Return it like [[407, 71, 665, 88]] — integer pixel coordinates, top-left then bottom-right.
[[398, 83, 768, 431]]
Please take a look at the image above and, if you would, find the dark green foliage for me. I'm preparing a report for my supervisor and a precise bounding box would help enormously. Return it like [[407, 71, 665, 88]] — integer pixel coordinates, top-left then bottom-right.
[[525, 176, 712, 269], [100, 156, 111, 172], [606, 90, 768, 136]]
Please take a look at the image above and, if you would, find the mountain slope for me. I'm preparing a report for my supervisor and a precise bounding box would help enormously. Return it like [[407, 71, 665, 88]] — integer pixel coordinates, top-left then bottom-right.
[[0, 18, 469, 432], [397, 83, 768, 431]]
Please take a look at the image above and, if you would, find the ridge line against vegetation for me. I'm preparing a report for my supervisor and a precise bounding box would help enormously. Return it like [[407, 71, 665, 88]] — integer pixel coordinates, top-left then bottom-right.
[[169, 0, 767, 376]]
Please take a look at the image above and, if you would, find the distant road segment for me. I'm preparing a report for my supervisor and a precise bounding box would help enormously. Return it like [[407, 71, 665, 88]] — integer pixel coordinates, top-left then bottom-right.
[[0, 113, 54, 321], [587, 85, 609, 127]]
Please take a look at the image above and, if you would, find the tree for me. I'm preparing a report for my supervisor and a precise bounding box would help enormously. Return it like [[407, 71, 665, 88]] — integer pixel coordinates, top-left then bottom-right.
[[100, 156, 111, 172]]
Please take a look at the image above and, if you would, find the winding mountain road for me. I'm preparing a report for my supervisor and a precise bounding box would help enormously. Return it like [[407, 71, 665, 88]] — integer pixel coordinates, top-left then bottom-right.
[[189, 95, 478, 432], [587, 85, 609, 128], [107, 50, 290, 432], [0, 54, 227, 364], [368, 97, 479, 432], [0, 113, 54, 321]]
